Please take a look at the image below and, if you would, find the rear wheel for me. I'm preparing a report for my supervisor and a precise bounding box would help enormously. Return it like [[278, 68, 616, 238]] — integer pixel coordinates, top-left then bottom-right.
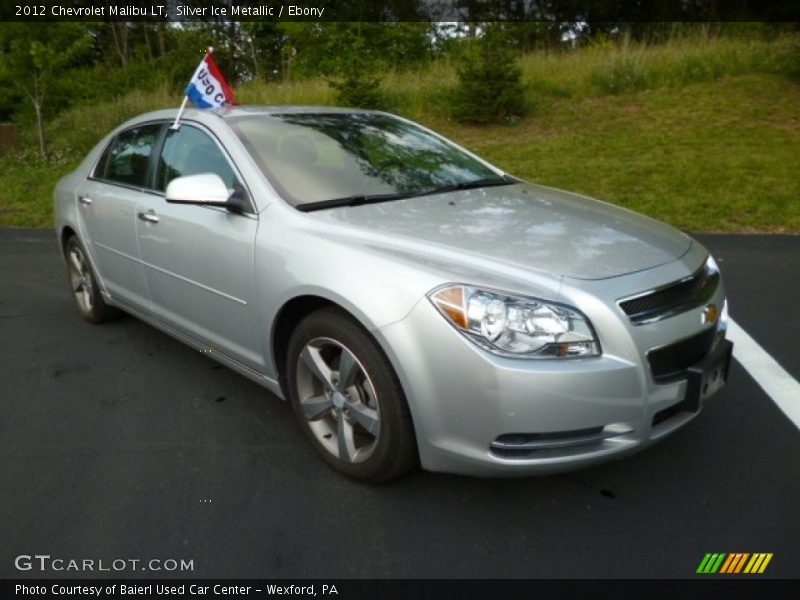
[[64, 236, 120, 323], [286, 307, 418, 482]]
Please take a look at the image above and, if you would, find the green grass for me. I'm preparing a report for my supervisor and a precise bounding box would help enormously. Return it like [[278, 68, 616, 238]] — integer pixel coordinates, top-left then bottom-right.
[[433, 74, 800, 233], [520, 33, 800, 99], [1, 33, 798, 231]]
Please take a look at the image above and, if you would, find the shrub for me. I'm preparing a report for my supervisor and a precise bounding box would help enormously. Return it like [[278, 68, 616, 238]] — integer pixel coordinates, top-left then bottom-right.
[[451, 30, 529, 124], [325, 32, 388, 110], [328, 74, 387, 110]]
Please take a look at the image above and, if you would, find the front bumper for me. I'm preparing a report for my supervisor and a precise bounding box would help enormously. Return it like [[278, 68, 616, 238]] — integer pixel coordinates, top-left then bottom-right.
[[375, 276, 731, 477]]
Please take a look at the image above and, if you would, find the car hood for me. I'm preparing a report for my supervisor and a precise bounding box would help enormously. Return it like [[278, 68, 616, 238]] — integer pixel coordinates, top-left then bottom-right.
[[310, 182, 692, 280]]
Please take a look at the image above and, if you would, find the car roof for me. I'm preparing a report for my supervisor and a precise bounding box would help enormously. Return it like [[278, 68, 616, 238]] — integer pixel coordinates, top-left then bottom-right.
[[219, 105, 383, 118], [128, 105, 384, 126]]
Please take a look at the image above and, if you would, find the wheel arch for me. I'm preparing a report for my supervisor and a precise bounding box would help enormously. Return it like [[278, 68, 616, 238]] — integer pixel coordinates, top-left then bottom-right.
[[270, 293, 399, 400], [271, 295, 339, 398], [59, 225, 78, 258]]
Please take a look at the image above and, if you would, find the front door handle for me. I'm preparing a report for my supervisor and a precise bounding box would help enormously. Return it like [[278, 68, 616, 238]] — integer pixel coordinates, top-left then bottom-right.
[[78, 195, 92, 205], [137, 210, 160, 224]]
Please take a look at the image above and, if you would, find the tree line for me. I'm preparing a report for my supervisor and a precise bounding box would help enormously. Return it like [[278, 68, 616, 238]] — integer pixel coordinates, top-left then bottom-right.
[[1, 20, 794, 155]]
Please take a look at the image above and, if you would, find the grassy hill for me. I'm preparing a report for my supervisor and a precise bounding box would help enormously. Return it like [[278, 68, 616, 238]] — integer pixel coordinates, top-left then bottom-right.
[[1, 33, 798, 232]]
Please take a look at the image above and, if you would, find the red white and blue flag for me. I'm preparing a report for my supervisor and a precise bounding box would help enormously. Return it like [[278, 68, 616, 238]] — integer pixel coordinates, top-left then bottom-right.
[[185, 50, 234, 108]]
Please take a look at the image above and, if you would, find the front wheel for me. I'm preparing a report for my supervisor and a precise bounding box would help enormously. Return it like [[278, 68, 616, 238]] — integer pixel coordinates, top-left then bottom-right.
[[286, 307, 418, 482]]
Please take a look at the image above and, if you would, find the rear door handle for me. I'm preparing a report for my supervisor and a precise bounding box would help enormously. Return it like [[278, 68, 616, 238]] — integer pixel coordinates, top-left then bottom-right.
[[78, 195, 92, 205], [137, 210, 159, 223]]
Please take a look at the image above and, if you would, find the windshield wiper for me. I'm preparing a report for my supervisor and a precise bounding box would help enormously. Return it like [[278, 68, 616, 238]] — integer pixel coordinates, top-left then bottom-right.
[[417, 175, 517, 198], [296, 192, 415, 212], [296, 176, 517, 212]]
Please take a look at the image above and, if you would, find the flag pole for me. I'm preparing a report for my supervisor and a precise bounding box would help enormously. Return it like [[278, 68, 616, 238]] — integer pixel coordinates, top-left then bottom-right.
[[171, 46, 214, 130], [170, 96, 188, 130]]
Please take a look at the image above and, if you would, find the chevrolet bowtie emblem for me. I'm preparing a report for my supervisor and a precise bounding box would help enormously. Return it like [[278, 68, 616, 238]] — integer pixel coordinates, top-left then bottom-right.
[[702, 304, 719, 324]]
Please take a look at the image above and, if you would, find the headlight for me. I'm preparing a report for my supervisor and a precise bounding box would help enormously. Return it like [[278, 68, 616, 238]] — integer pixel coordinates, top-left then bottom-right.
[[428, 284, 601, 358], [705, 253, 727, 331]]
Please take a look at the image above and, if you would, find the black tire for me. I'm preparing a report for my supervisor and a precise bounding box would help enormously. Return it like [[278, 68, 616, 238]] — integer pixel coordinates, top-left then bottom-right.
[[286, 307, 418, 483], [64, 236, 121, 323]]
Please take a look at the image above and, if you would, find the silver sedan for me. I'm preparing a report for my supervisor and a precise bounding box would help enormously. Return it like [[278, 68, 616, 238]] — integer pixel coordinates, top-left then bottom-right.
[[54, 106, 732, 481]]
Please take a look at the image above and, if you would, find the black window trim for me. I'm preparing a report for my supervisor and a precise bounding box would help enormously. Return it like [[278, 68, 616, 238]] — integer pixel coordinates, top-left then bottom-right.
[[88, 119, 167, 192], [87, 119, 257, 216]]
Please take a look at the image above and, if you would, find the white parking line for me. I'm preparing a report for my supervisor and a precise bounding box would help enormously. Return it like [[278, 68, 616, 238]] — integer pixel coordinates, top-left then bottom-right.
[[727, 318, 800, 429]]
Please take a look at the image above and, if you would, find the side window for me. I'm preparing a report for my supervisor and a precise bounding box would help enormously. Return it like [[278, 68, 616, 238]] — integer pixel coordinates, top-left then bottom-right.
[[99, 125, 161, 187], [156, 126, 239, 192]]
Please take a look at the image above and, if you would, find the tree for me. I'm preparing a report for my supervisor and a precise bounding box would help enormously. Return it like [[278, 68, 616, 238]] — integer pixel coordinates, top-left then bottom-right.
[[282, 22, 433, 79], [451, 25, 528, 124], [327, 28, 387, 110], [242, 22, 288, 82], [0, 24, 91, 156]]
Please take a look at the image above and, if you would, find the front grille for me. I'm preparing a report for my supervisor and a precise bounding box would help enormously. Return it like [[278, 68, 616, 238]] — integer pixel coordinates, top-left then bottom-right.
[[647, 327, 717, 383], [619, 264, 719, 324]]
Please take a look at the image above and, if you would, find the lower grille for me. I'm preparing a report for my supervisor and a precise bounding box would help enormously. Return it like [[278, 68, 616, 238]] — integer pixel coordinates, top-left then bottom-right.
[[647, 327, 717, 383], [652, 397, 698, 426], [491, 425, 632, 459]]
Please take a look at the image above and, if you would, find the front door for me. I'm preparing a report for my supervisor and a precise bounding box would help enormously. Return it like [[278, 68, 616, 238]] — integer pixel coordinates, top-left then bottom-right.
[[134, 123, 263, 370]]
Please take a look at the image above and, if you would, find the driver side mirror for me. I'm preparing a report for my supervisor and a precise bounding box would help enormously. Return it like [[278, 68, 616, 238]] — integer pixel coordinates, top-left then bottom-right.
[[165, 173, 246, 213]]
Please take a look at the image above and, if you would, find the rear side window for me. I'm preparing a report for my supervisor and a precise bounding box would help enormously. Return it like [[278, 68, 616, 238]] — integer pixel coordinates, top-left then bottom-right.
[[155, 125, 238, 192], [95, 124, 161, 187]]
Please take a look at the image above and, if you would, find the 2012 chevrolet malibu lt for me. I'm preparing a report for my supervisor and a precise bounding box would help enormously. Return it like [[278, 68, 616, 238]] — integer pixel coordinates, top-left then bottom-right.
[[54, 106, 733, 482]]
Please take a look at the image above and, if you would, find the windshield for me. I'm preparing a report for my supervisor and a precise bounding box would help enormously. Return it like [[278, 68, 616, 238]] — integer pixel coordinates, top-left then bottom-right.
[[227, 112, 507, 208]]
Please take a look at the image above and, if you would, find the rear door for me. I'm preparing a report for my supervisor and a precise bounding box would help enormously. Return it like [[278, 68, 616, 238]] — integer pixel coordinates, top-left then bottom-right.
[[74, 123, 164, 312], [134, 122, 263, 370]]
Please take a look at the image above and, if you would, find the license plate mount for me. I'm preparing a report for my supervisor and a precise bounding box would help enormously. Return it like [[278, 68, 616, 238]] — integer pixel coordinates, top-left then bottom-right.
[[684, 338, 733, 411]]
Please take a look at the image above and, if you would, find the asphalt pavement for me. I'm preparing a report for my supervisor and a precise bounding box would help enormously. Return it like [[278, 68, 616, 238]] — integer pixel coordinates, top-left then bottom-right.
[[1, 228, 798, 579]]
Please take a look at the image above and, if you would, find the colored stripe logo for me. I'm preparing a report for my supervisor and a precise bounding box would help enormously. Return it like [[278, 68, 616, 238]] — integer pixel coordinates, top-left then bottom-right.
[[697, 553, 773, 574]]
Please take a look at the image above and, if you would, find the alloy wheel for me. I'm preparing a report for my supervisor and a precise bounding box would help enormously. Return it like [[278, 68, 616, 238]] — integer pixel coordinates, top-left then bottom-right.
[[68, 245, 94, 313], [295, 337, 381, 464]]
